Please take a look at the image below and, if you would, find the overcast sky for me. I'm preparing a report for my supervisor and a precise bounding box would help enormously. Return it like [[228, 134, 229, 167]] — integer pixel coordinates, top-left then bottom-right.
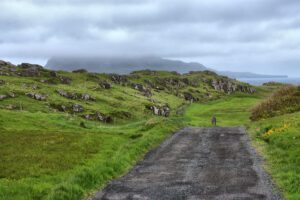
[[1, 0, 300, 76]]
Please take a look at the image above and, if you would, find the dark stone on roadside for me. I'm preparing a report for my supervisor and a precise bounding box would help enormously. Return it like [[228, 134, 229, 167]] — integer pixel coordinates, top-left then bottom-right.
[[72, 104, 84, 113]]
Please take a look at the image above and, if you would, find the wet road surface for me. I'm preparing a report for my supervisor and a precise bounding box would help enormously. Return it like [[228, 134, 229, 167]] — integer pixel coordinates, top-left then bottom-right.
[[93, 127, 281, 200]]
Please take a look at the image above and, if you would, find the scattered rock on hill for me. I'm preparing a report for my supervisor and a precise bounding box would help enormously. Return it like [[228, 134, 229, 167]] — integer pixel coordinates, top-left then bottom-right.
[[146, 105, 170, 117], [84, 112, 113, 123], [72, 104, 84, 113], [8, 92, 16, 98], [0, 95, 8, 100], [57, 90, 95, 101], [183, 92, 199, 102], [81, 93, 96, 101], [110, 74, 128, 85], [58, 76, 72, 84], [25, 92, 47, 100], [99, 80, 111, 89], [132, 83, 152, 97]]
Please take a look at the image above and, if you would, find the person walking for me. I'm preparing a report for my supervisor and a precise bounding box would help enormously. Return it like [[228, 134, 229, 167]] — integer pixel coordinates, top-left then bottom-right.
[[211, 116, 217, 126]]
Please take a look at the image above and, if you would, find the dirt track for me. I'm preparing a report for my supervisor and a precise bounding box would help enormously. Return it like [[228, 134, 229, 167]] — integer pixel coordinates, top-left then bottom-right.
[[93, 127, 281, 200]]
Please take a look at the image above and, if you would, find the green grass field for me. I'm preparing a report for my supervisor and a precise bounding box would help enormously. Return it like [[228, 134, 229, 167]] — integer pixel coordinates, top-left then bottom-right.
[[0, 115, 183, 200]]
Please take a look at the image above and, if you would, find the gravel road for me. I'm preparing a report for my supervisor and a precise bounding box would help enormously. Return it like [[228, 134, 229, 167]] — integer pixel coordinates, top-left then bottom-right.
[[93, 127, 281, 200]]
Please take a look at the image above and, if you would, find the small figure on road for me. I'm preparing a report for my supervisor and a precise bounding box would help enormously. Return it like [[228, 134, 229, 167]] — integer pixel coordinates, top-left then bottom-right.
[[211, 116, 217, 126]]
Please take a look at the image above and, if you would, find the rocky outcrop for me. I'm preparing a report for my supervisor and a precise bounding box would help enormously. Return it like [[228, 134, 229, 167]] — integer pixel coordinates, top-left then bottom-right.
[[18, 63, 44, 77], [110, 74, 128, 85], [57, 90, 96, 101], [146, 105, 170, 117], [50, 103, 84, 113], [182, 92, 199, 102], [99, 80, 111, 89], [211, 80, 256, 94], [132, 83, 152, 97], [84, 112, 113, 123], [72, 104, 84, 113], [58, 76, 72, 84], [25, 92, 47, 100]]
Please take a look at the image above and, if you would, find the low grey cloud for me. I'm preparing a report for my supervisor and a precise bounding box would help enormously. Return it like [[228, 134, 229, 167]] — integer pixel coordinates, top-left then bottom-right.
[[1, 0, 300, 76]]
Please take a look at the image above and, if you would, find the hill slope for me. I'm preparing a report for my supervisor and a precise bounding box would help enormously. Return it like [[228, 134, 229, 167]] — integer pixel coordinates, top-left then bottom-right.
[[0, 60, 256, 200]]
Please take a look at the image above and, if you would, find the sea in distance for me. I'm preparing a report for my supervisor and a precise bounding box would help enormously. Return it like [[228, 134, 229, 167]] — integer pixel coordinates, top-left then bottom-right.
[[237, 77, 300, 86]]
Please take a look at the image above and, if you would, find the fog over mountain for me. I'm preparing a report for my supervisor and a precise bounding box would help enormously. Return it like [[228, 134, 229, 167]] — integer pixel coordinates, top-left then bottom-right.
[[46, 56, 286, 78]]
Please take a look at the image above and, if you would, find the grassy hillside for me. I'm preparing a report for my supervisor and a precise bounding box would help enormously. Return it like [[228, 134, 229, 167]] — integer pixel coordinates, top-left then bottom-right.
[[251, 85, 300, 121], [0, 61, 256, 200]]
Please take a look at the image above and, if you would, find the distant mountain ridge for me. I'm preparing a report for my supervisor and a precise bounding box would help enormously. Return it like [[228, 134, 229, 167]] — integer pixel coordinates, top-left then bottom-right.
[[45, 56, 287, 78]]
